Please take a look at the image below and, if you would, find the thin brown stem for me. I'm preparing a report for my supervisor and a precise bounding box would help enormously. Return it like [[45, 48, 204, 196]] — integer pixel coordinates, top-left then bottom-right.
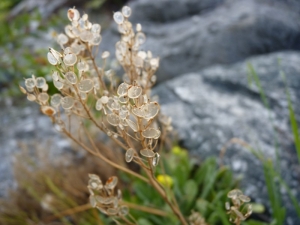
[[123, 201, 168, 217], [63, 129, 149, 183]]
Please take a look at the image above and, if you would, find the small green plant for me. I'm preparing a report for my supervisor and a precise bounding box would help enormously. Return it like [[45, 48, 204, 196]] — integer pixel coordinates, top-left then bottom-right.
[[18, 6, 257, 225]]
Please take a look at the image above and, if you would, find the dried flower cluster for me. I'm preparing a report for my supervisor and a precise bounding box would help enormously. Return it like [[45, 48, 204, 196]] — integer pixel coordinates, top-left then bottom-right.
[[88, 174, 129, 217], [188, 211, 208, 225], [226, 189, 252, 224]]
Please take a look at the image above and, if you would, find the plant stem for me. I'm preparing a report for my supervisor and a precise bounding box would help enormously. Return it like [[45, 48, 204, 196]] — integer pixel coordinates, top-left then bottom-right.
[[123, 201, 169, 217], [63, 129, 149, 183]]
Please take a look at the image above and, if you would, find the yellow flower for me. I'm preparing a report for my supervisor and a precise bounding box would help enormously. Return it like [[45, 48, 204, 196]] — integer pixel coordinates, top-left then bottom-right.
[[171, 146, 187, 157], [156, 174, 174, 187]]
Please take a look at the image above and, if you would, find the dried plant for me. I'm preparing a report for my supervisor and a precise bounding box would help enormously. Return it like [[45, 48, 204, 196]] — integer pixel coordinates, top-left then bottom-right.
[[225, 189, 252, 225], [18, 5, 253, 225]]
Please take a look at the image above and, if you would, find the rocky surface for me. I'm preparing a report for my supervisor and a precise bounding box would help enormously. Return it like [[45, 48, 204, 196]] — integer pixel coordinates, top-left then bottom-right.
[[0, 101, 78, 197], [154, 51, 300, 225], [101, 0, 300, 82]]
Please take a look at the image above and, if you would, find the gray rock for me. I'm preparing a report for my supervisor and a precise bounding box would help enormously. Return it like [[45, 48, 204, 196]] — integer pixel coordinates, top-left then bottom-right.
[[154, 51, 300, 225], [0, 101, 83, 197], [101, 0, 300, 82]]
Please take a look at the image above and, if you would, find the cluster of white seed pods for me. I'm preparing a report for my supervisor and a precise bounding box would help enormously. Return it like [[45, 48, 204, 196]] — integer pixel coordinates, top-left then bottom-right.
[[225, 189, 252, 223], [113, 7, 159, 90], [21, 6, 173, 166], [88, 174, 129, 216]]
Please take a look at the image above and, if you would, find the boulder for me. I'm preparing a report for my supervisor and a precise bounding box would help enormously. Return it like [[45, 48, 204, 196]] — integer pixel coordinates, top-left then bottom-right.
[[101, 0, 300, 82]]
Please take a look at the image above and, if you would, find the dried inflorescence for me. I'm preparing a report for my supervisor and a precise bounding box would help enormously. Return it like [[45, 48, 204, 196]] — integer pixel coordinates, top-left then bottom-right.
[[88, 174, 129, 217], [20, 5, 178, 222], [20, 6, 172, 167], [225, 189, 252, 224], [188, 211, 208, 225]]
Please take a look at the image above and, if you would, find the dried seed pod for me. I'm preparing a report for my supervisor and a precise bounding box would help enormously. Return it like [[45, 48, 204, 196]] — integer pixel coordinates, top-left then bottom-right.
[[143, 102, 160, 119], [61, 96, 75, 109], [78, 79, 94, 92], [36, 77, 47, 89], [65, 71, 77, 84], [107, 113, 120, 126], [152, 153, 160, 166], [142, 128, 161, 139], [140, 149, 155, 158], [125, 148, 134, 162], [128, 86, 142, 99], [117, 82, 129, 96], [41, 106, 56, 116], [63, 53, 77, 66], [126, 119, 138, 132], [38, 93, 49, 103], [105, 176, 118, 190]]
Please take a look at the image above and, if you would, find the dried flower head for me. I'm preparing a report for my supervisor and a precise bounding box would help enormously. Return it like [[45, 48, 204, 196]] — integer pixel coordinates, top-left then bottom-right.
[[88, 174, 129, 217], [226, 189, 252, 224]]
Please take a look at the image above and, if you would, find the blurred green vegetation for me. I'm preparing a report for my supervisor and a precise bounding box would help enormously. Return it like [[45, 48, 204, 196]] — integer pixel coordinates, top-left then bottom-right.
[[0, 4, 65, 98]]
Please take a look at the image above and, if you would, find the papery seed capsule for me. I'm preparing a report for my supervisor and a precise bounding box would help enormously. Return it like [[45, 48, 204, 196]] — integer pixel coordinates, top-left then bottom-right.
[[52, 71, 59, 81], [113, 12, 124, 24], [27, 94, 36, 101], [126, 119, 138, 132], [61, 96, 75, 109], [65, 71, 77, 84], [140, 149, 155, 158], [36, 77, 46, 89], [101, 51, 110, 59], [57, 33, 68, 45], [135, 32, 146, 45], [125, 148, 134, 162], [100, 96, 109, 104], [142, 128, 161, 139], [63, 53, 77, 66], [117, 83, 129, 96], [41, 106, 56, 116], [25, 78, 36, 89], [150, 58, 159, 70], [107, 113, 120, 126], [19, 85, 27, 94], [132, 107, 144, 117], [80, 30, 93, 42], [95, 99, 103, 111], [136, 23, 142, 32], [91, 23, 101, 33], [77, 61, 88, 71], [38, 93, 49, 103], [47, 52, 58, 65], [105, 176, 118, 189], [122, 6, 131, 17], [51, 94, 62, 107], [152, 153, 160, 166], [119, 205, 129, 216], [65, 25, 75, 38], [119, 95, 128, 104], [68, 8, 80, 21], [107, 208, 118, 216], [71, 27, 80, 37], [90, 33, 102, 45], [107, 98, 120, 111], [227, 189, 242, 198], [128, 86, 142, 99], [143, 102, 160, 119], [78, 79, 94, 93], [53, 80, 64, 90], [225, 202, 230, 210], [89, 195, 97, 207], [239, 195, 251, 202]]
